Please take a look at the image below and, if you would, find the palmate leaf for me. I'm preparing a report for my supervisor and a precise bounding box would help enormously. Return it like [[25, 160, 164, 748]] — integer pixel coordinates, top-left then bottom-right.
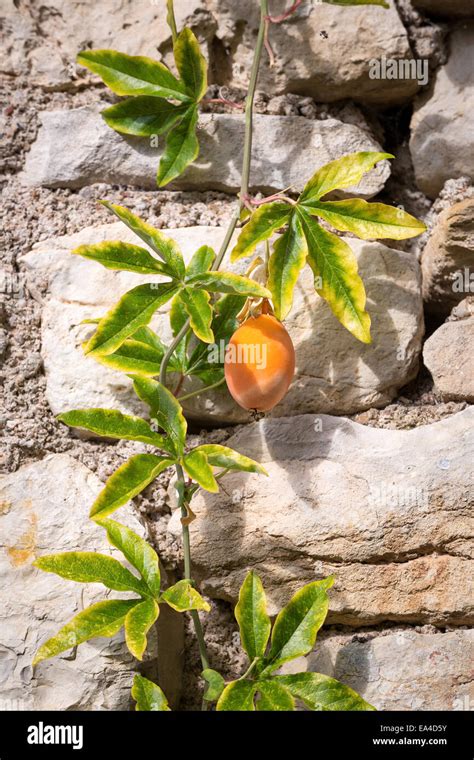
[[77, 50, 190, 101], [33, 599, 138, 665], [182, 450, 218, 492], [179, 288, 214, 343], [298, 209, 371, 344], [90, 454, 176, 520], [231, 202, 291, 262], [58, 408, 169, 450], [132, 377, 187, 459], [97, 518, 161, 598], [174, 28, 208, 101], [274, 673, 375, 711], [72, 240, 171, 275], [302, 198, 426, 240], [34, 552, 149, 596], [299, 151, 393, 202], [261, 577, 334, 675], [161, 579, 210, 612], [267, 212, 307, 320], [157, 106, 199, 187], [193, 444, 268, 475], [102, 98, 188, 137], [132, 674, 171, 711], [235, 571, 271, 662], [84, 282, 179, 357], [124, 598, 159, 660], [100, 202, 186, 279]]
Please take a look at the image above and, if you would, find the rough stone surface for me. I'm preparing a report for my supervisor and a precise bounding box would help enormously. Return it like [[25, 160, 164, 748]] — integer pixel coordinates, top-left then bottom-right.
[[0, 454, 160, 710], [410, 26, 474, 198], [0, 0, 212, 89], [422, 198, 474, 318], [209, 0, 419, 105], [21, 107, 391, 197], [424, 298, 474, 402], [412, 0, 474, 19], [168, 409, 474, 625], [21, 223, 423, 424], [302, 629, 474, 711]]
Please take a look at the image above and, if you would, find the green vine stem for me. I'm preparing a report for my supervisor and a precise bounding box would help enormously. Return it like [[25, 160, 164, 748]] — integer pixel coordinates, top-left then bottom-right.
[[158, 0, 270, 700]]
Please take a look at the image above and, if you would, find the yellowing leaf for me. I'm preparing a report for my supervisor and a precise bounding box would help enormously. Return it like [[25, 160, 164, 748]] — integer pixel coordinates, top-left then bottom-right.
[[231, 202, 291, 262], [216, 680, 257, 711], [132, 674, 170, 711], [299, 151, 393, 202], [58, 408, 169, 449], [182, 450, 218, 492], [268, 212, 307, 319], [274, 672, 376, 711], [174, 28, 208, 101], [256, 680, 295, 711], [298, 209, 371, 343], [125, 598, 159, 660], [157, 106, 199, 187], [33, 599, 138, 665], [102, 97, 188, 137], [132, 377, 187, 459], [193, 444, 267, 475], [97, 518, 161, 598], [179, 288, 214, 343], [34, 552, 149, 596], [303, 198, 427, 240], [90, 454, 175, 520], [72, 240, 171, 275], [235, 571, 271, 661], [161, 579, 210, 612]]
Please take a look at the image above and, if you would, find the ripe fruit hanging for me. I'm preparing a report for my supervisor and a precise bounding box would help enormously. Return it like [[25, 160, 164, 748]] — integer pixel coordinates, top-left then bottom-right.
[[224, 312, 295, 412]]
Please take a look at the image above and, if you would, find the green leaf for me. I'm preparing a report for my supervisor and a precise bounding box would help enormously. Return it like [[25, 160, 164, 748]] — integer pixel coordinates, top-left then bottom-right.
[[85, 282, 179, 357], [100, 202, 185, 278], [72, 240, 171, 275], [182, 450, 219, 492], [186, 271, 270, 298], [90, 454, 175, 520], [216, 680, 258, 711], [323, 0, 388, 6], [179, 287, 214, 343], [102, 98, 189, 137], [299, 151, 393, 203], [58, 408, 169, 449], [235, 571, 271, 662], [92, 338, 165, 377], [193, 444, 268, 475], [77, 49, 190, 101], [125, 598, 159, 660], [157, 106, 199, 187], [33, 599, 138, 665], [34, 552, 148, 596], [174, 28, 208, 101], [97, 517, 161, 597], [261, 577, 334, 675], [303, 198, 427, 240], [161, 579, 210, 612], [274, 673, 376, 711], [133, 377, 187, 459], [256, 681, 295, 711], [132, 674, 171, 711], [202, 669, 226, 702], [185, 245, 216, 278], [298, 209, 371, 344], [268, 211, 307, 320], [231, 202, 292, 262]]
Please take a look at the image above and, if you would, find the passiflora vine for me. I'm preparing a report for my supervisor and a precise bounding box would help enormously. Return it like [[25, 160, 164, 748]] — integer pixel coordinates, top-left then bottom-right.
[[33, 0, 425, 711]]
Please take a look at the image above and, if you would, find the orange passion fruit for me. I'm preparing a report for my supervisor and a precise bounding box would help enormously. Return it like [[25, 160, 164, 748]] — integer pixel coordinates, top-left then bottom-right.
[[224, 312, 295, 412]]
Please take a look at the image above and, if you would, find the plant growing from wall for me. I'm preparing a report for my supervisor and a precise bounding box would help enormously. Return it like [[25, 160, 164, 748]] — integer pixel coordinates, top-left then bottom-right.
[[33, 0, 425, 711]]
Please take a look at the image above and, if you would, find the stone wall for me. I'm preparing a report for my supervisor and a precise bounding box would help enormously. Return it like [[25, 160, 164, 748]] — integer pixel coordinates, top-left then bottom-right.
[[1, 0, 473, 711]]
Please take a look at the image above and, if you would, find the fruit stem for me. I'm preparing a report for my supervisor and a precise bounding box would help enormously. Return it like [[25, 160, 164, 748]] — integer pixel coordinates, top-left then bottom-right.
[[177, 377, 226, 402]]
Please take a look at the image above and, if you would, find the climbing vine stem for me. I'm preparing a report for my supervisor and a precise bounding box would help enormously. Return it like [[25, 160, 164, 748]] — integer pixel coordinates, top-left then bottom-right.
[[158, 0, 270, 701]]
